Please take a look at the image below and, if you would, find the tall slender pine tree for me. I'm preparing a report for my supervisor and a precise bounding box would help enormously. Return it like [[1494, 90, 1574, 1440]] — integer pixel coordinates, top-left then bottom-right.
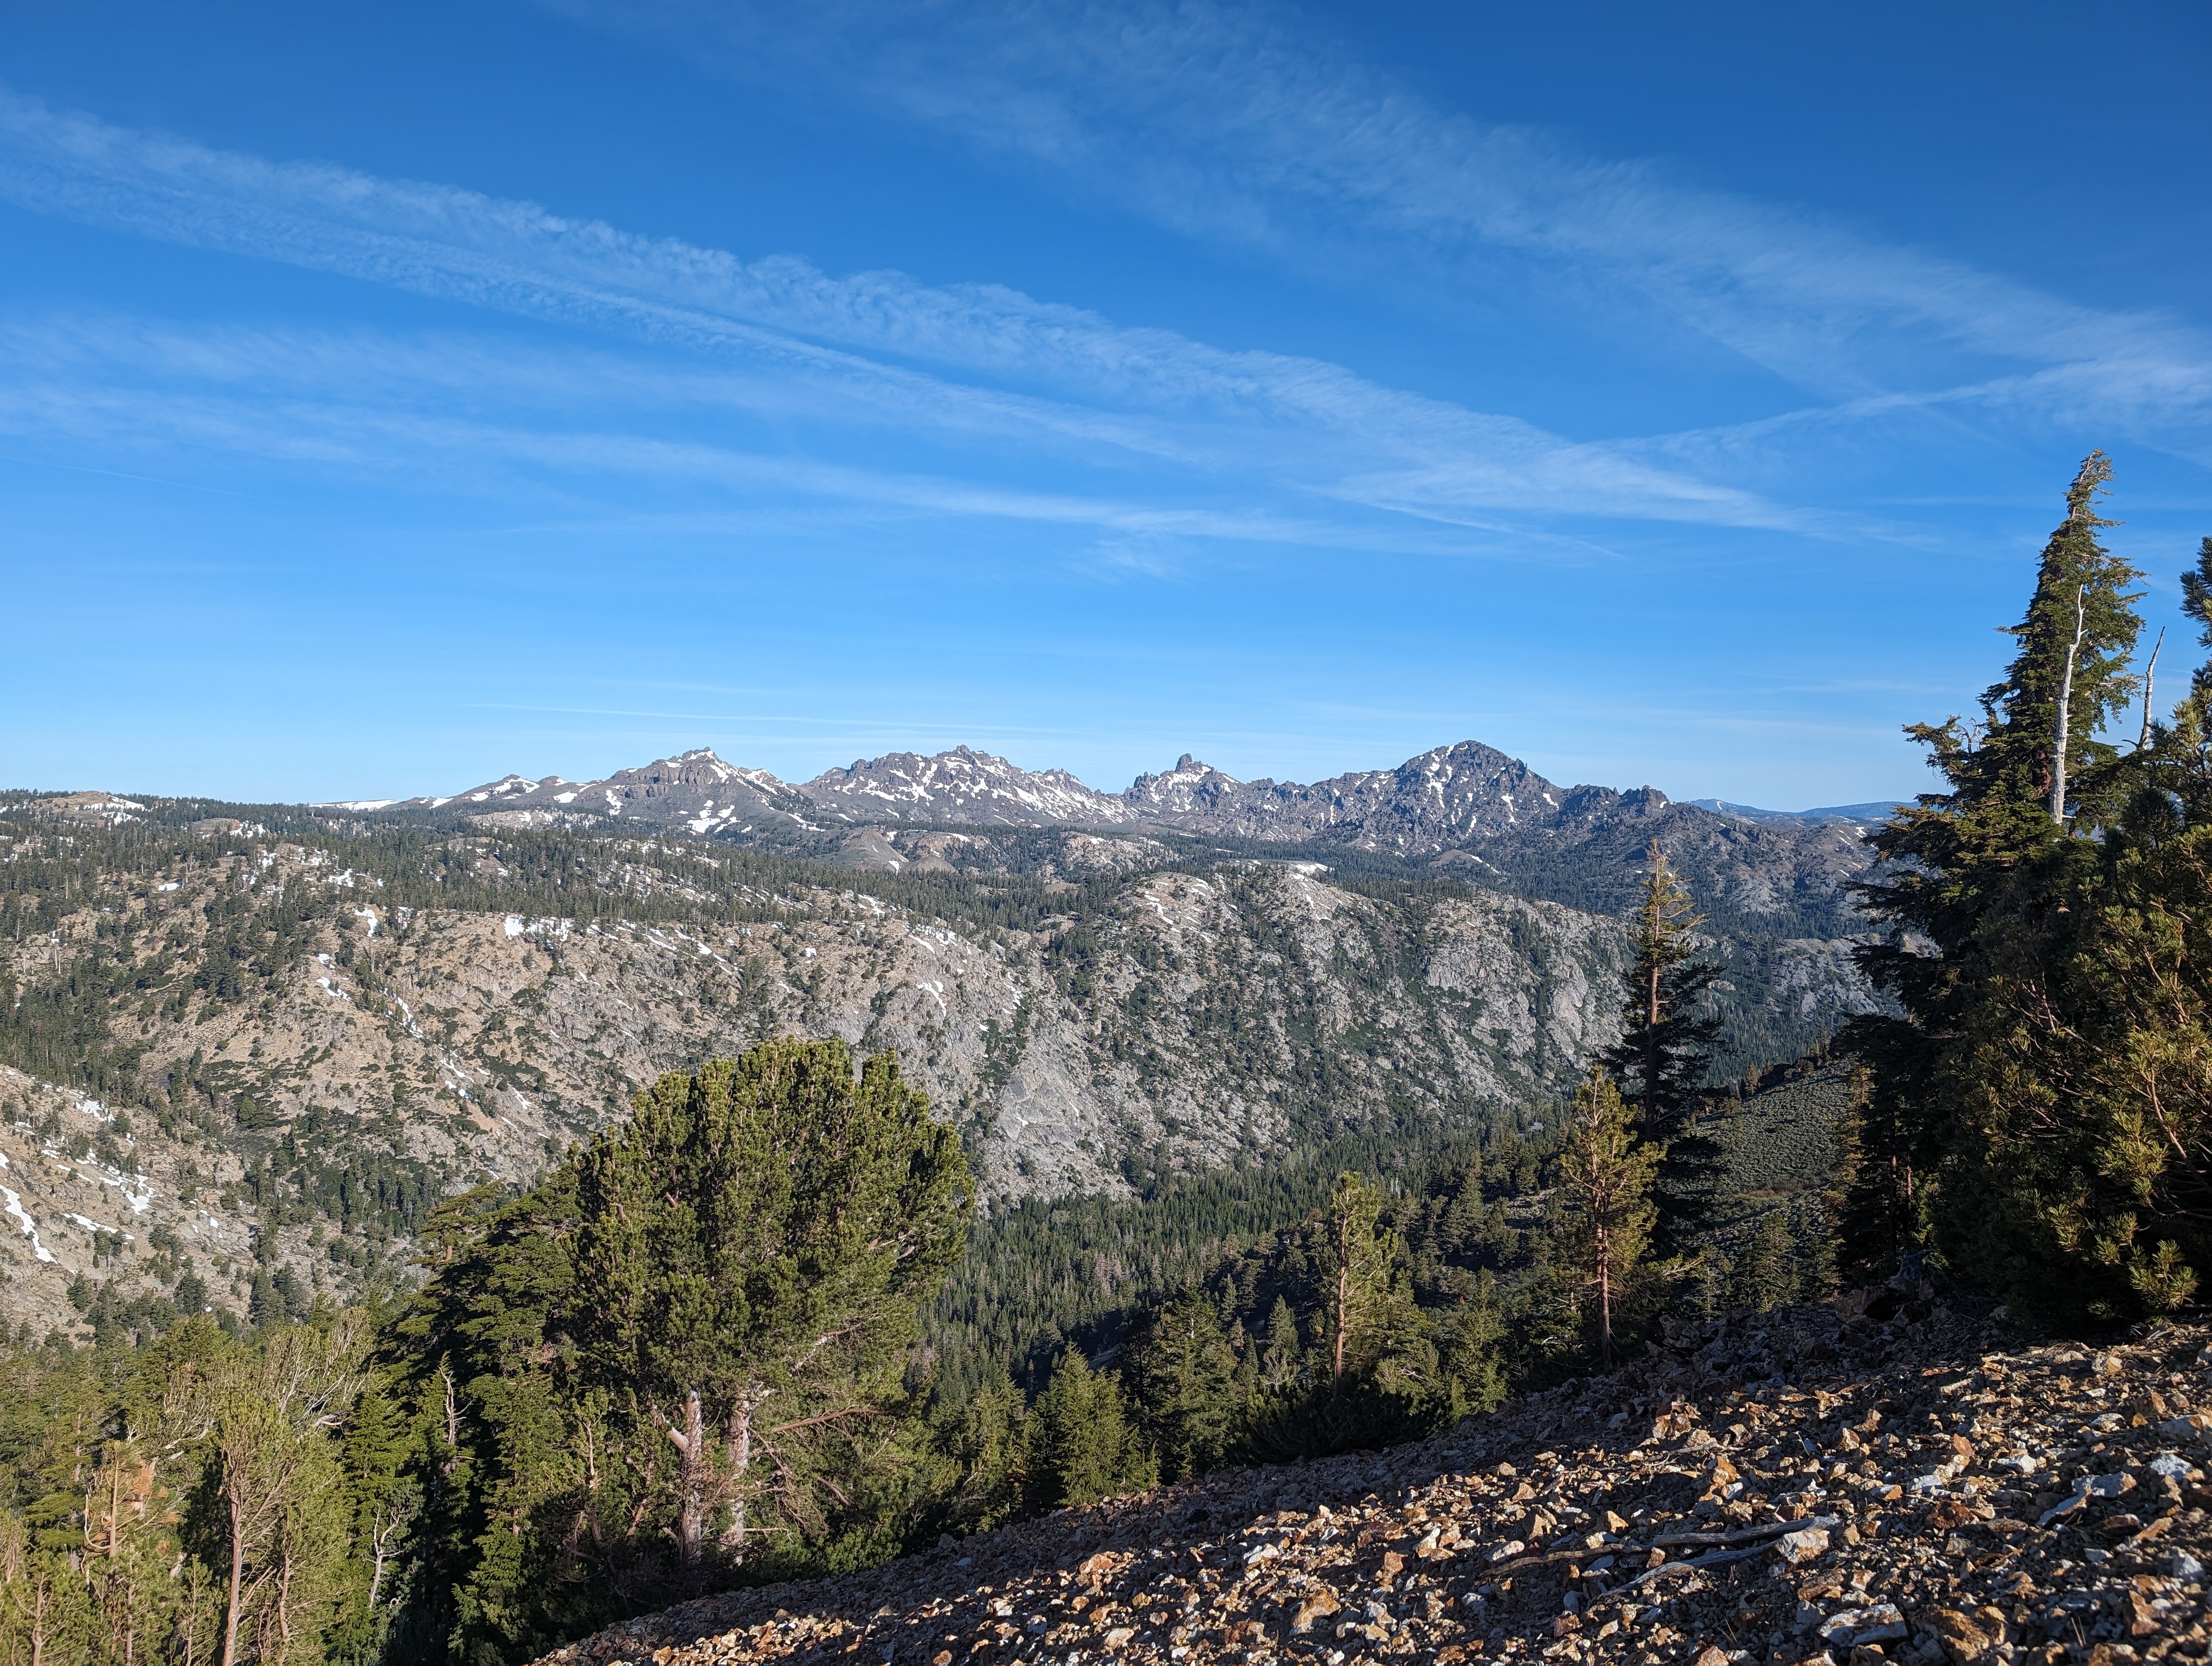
[[1848, 452, 2163, 1322], [1552, 1069, 1660, 1367], [1602, 841, 1722, 1259]]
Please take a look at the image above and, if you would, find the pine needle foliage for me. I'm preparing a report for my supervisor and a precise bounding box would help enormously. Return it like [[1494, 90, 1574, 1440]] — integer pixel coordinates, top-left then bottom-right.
[[387, 1037, 973, 1662], [1600, 841, 1722, 1258], [1549, 1071, 1660, 1367], [1020, 1352, 1156, 1509], [1844, 453, 2212, 1326]]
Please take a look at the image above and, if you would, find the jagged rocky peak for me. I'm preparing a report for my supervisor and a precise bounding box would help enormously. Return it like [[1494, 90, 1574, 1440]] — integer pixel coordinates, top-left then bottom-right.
[[1123, 752, 1243, 811], [331, 740, 1885, 902], [1121, 738, 1572, 848], [379, 772, 573, 810], [798, 745, 1128, 828], [569, 749, 820, 835]]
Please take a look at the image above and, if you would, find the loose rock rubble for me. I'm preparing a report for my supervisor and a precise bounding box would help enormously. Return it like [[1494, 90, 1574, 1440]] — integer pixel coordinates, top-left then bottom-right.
[[536, 1292, 2212, 1666]]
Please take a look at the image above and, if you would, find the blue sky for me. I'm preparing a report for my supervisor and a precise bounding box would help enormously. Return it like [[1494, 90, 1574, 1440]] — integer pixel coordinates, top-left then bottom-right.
[[3, 1, 2208, 808]]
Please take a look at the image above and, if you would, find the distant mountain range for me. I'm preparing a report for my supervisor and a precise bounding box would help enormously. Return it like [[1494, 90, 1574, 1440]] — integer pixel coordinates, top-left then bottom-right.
[[1686, 798, 1905, 828], [333, 739, 1901, 855], [315, 740, 1888, 943]]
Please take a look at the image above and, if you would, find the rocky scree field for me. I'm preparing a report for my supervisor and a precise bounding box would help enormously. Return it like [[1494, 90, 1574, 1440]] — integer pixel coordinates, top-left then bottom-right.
[[536, 1299, 2212, 1666]]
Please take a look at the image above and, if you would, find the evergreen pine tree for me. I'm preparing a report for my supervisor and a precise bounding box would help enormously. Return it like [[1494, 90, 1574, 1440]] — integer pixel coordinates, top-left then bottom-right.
[[188, 1316, 365, 1666], [330, 1372, 421, 1661], [0, 1513, 97, 1666], [940, 1369, 1028, 1534], [2179, 535, 2212, 702], [564, 1041, 970, 1575], [1691, 1248, 1729, 1320], [1551, 1070, 1660, 1367], [394, 1037, 974, 1657], [1727, 1210, 1796, 1313], [1314, 1174, 1423, 1403], [1258, 1296, 1302, 1389], [1848, 452, 2168, 1322], [1435, 1269, 1508, 1414], [82, 1436, 189, 1666], [1602, 842, 1723, 1259], [1438, 1152, 1487, 1258], [1793, 1196, 1842, 1304], [1127, 1289, 1238, 1481], [1023, 1352, 1155, 1509]]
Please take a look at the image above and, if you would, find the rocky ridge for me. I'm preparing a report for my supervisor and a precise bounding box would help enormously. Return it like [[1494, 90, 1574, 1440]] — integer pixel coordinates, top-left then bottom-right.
[[338, 741, 1883, 912], [801, 748, 1130, 828], [1123, 743, 1566, 847], [0, 821, 1649, 1335], [0, 1065, 272, 1341], [358, 750, 826, 839], [536, 1303, 2212, 1666], [313, 744, 1889, 1017]]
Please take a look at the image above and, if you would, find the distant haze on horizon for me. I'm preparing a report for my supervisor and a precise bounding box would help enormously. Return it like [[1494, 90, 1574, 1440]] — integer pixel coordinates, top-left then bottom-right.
[[4, 1, 2207, 809]]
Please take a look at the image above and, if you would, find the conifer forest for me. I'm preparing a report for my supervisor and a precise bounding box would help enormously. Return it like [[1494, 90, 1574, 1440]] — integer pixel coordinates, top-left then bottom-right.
[[2, 458, 2209, 1663]]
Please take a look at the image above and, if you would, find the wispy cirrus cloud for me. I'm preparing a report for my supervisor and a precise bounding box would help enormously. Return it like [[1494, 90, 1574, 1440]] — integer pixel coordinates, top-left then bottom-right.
[[0, 86, 1809, 537], [551, 0, 2212, 435], [0, 310, 1603, 557]]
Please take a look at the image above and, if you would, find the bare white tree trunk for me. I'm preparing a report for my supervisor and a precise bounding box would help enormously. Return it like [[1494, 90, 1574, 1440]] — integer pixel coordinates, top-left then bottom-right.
[[367, 1504, 401, 1609], [722, 1386, 767, 1561], [665, 1389, 708, 1566], [2140, 626, 2166, 751], [2051, 586, 2087, 824], [1596, 1230, 1615, 1370], [1331, 1264, 1351, 1400]]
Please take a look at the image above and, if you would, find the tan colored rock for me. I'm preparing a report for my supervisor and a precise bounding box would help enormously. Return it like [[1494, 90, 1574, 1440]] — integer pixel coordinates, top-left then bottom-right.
[[1775, 1527, 1830, 1565], [1930, 1607, 1997, 1663]]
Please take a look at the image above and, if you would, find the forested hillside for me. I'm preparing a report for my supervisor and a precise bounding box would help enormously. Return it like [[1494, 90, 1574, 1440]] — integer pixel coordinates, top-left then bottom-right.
[[0, 775, 1876, 1663], [0, 787, 1882, 1343], [0, 1031, 1863, 1666], [0, 650, 2043, 1663]]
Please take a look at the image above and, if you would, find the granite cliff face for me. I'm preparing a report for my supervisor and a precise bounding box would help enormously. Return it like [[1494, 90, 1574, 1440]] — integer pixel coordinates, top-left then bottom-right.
[[0, 811, 1639, 1337]]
